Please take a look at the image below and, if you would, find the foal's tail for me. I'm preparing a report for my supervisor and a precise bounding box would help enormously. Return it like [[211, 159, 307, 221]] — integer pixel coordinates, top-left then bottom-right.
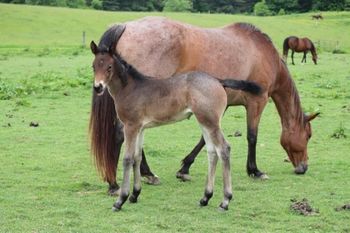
[[220, 79, 261, 95]]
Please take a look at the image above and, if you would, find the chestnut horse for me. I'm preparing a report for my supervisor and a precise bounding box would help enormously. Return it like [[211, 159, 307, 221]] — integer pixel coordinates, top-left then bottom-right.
[[89, 17, 319, 195], [283, 36, 318, 65], [90, 39, 262, 210]]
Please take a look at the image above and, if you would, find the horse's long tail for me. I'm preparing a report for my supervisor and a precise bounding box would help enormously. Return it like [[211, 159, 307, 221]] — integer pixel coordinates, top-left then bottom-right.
[[220, 79, 261, 95], [89, 24, 126, 183], [283, 37, 290, 61]]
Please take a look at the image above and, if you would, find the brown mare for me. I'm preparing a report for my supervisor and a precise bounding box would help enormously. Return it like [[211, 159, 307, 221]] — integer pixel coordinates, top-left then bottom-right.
[[89, 17, 319, 195], [90, 39, 262, 211], [283, 36, 318, 65]]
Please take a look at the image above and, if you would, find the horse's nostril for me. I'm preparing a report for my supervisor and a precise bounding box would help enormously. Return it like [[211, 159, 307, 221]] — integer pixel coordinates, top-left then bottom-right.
[[94, 84, 103, 93], [294, 163, 308, 175]]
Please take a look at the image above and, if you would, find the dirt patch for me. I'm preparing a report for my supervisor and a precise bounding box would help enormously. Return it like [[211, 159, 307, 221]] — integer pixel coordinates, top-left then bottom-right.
[[30, 121, 39, 127], [290, 198, 319, 216], [335, 203, 350, 211]]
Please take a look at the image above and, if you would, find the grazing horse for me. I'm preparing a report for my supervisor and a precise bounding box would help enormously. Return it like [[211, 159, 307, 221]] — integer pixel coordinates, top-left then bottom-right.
[[90, 40, 262, 211], [283, 36, 318, 65], [89, 17, 319, 195], [312, 14, 323, 20]]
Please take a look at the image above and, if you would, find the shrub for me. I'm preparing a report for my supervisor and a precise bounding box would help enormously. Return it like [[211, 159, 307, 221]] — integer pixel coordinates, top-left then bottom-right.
[[254, 0, 272, 16], [91, 0, 102, 9], [163, 0, 192, 12]]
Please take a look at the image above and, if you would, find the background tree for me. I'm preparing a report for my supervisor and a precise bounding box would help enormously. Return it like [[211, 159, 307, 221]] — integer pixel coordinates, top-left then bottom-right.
[[163, 0, 192, 12]]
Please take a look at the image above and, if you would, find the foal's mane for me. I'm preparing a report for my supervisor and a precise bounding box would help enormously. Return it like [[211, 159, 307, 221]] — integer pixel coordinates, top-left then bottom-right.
[[114, 54, 151, 83]]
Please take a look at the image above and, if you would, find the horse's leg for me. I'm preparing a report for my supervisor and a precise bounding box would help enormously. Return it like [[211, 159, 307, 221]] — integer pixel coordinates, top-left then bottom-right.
[[291, 51, 295, 65], [140, 150, 160, 185], [246, 99, 269, 180], [108, 119, 124, 196], [113, 125, 139, 211], [176, 136, 205, 181], [302, 52, 306, 63], [129, 130, 144, 203]]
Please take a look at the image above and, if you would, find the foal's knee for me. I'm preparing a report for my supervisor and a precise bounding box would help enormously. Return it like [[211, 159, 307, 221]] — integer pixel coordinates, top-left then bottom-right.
[[221, 142, 231, 161], [123, 157, 134, 167]]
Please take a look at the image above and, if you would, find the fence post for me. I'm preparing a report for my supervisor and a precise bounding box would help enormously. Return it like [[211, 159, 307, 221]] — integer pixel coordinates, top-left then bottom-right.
[[82, 31, 86, 47]]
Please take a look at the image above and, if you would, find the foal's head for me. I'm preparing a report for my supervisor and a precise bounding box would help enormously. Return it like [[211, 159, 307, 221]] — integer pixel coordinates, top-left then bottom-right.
[[90, 41, 127, 95], [281, 113, 319, 174]]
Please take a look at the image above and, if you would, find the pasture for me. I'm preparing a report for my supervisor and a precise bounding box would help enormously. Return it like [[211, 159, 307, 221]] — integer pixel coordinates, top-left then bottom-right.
[[0, 3, 350, 232]]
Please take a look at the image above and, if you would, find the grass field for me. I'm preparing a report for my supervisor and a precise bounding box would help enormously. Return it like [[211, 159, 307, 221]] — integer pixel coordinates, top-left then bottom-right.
[[0, 3, 350, 233]]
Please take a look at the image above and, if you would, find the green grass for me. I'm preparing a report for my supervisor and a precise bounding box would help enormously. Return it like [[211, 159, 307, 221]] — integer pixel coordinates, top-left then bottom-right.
[[0, 4, 350, 233]]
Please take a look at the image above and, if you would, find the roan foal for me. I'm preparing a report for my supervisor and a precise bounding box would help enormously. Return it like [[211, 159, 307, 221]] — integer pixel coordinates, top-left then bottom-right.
[[90, 41, 261, 211]]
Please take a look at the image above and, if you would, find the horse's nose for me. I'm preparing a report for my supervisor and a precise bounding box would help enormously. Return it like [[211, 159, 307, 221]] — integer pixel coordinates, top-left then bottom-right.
[[94, 83, 104, 94], [294, 163, 308, 175]]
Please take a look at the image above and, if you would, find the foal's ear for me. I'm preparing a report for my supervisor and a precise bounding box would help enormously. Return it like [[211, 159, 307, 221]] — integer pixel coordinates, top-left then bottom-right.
[[108, 44, 116, 56], [306, 112, 320, 122], [90, 41, 99, 55]]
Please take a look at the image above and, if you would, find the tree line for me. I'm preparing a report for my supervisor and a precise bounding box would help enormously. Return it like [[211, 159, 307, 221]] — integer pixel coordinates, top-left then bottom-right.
[[2, 0, 350, 14]]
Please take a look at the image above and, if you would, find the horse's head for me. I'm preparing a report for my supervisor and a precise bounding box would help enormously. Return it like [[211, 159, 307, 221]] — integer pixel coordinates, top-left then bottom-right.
[[90, 41, 127, 95], [281, 112, 319, 174], [312, 53, 318, 65]]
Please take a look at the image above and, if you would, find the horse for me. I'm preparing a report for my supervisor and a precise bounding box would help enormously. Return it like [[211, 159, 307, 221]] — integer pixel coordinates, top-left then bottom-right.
[[312, 14, 323, 20], [89, 17, 319, 195], [283, 36, 318, 65], [90, 39, 263, 211]]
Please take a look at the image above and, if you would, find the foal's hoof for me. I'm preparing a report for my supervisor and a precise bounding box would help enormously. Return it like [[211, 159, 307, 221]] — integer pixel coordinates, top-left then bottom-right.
[[176, 172, 191, 182], [258, 173, 269, 180], [129, 195, 138, 203], [199, 199, 208, 207], [112, 203, 122, 212], [218, 203, 229, 211], [143, 175, 160, 185]]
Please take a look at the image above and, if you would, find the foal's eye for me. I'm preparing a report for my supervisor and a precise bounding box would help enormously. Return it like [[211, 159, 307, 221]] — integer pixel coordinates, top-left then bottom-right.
[[107, 65, 112, 72]]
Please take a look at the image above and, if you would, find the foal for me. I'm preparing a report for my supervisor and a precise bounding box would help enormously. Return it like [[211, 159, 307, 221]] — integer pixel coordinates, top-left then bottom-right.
[[90, 41, 261, 211]]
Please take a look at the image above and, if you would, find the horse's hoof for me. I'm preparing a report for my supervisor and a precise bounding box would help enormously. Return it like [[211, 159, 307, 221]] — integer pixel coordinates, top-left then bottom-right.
[[259, 174, 269, 180], [108, 187, 121, 196], [143, 175, 160, 185], [176, 172, 191, 182], [199, 199, 208, 207]]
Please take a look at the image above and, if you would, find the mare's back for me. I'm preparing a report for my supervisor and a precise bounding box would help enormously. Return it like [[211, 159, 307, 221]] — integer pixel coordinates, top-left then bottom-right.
[[117, 17, 279, 80]]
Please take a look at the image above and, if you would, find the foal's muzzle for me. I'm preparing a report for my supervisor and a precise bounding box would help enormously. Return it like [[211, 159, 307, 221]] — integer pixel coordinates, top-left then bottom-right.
[[94, 83, 104, 95]]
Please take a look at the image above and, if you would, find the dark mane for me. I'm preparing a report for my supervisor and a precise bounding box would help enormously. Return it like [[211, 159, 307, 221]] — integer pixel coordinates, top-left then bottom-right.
[[116, 54, 151, 83], [98, 24, 126, 52], [235, 22, 272, 43]]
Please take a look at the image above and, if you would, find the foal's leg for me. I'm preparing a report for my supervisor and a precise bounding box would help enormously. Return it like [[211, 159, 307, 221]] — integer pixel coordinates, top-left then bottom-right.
[[113, 125, 139, 211], [199, 133, 218, 207], [245, 99, 268, 180], [129, 130, 144, 203], [291, 51, 295, 65], [200, 127, 232, 210], [176, 136, 205, 181]]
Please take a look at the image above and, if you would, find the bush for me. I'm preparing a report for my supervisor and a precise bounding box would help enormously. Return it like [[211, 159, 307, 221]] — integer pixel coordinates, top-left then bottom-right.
[[163, 0, 192, 12], [278, 8, 285, 15], [91, 0, 102, 9], [254, 0, 272, 16]]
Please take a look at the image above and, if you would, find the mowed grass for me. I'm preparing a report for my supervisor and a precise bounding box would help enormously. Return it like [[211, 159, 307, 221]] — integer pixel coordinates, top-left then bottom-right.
[[0, 4, 350, 233]]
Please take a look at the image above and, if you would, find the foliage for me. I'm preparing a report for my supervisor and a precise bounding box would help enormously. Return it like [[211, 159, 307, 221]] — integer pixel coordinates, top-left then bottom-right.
[[2, 0, 350, 13], [254, 0, 272, 16], [163, 0, 192, 12]]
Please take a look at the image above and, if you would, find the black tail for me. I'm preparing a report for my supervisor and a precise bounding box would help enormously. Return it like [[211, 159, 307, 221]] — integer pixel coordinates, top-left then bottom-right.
[[220, 79, 262, 95], [283, 37, 290, 58]]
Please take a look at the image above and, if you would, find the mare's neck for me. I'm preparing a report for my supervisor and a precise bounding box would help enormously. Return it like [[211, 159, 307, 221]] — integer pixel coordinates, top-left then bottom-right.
[[271, 64, 304, 130]]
